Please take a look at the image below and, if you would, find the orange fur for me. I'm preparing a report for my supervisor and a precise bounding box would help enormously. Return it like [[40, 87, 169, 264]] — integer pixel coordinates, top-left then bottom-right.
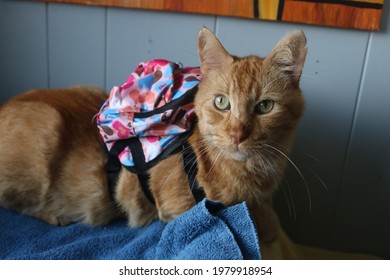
[[0, 86, 117, 225], [149, 28, 307, 242], [0, 28, 307, 251]]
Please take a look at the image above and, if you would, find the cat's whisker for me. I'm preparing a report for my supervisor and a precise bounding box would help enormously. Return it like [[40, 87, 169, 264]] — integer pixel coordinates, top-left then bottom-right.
[[259, 150, 298, 221], [251, 146, 283, 178], [160, 143, 205, 191], [304, 165, 329, 192], [295, 150, 328, 192], [257, 155, 270, 178], [183, 141, 208, 190], [160, 142, 205, 192], [206, 148, 223, 179], [299, 151, 324, 164], [280, 181, 293, 220], [257, 152, 276, 180], [283, 177, 297, 221], [189, 147, 210, 192], [263, 144, 312, 213]]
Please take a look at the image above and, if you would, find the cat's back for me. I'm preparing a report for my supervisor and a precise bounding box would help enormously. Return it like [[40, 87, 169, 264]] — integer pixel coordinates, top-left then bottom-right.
[[2, 86, 107, 122], [0, 87, 115, 224], [0, 86, 107, 159]]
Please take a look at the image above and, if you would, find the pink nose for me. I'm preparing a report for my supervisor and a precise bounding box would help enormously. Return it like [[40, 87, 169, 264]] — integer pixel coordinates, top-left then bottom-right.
[[229, 127, 249, 145]]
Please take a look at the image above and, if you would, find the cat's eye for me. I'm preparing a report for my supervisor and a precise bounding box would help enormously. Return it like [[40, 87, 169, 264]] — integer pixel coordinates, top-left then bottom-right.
[[214, 95, 231, 111], [255, 100, 274, 115]]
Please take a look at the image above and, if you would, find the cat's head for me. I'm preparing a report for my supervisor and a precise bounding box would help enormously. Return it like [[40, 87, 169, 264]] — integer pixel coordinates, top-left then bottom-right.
[[195, 27, 307, 163]]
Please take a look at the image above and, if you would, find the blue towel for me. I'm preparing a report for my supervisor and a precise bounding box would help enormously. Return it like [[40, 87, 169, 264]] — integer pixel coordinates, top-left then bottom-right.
[[0, 199, 261, 260]]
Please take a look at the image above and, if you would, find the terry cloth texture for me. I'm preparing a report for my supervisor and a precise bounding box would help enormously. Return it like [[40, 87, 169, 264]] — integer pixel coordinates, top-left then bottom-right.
[[0, 199, 261, 260]]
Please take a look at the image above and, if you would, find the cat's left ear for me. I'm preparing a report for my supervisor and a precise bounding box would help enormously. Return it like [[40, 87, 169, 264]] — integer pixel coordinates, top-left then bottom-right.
[[265, 30, 307, 85], [197, 27, 234, 74]]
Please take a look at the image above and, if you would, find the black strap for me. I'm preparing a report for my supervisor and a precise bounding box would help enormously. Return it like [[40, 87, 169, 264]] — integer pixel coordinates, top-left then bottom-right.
[[137, 172, 155, 205], [135, 142, 205, 205], [182, 142, 205, 203], [133, 86, 197, 119], [107, 137, 155, 204], [107, 140, 205, 205], [107, 140, 128, 198], [109, 130, 194, 174]]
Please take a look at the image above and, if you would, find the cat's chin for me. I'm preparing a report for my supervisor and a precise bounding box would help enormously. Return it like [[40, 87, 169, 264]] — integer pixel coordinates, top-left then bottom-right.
[[224, 149, 249, 161]]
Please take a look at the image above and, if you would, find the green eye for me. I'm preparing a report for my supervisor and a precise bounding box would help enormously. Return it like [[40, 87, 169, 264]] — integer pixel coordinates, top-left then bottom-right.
[[214, 95, 230, 111], [255, 100, 274, 115]]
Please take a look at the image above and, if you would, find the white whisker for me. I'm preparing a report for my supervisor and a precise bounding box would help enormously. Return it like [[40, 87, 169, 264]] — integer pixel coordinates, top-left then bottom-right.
[[264, 144, 312, 213], [300, 150, 324, 164], [206, 148, 222, 179], [284, 178, 297, 221], [304, 165, 329, 192], [280, 178, 297, 221]]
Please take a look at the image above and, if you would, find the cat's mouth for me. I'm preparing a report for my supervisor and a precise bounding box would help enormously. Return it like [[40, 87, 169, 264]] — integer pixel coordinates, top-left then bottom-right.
[[206, 135, 251, 161], [227, 150, 249, 161], [220, 144, 250, 161]]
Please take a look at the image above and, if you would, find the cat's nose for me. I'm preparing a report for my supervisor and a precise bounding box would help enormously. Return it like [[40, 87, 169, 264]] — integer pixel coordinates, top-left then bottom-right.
[[229, 126, 249, 145]]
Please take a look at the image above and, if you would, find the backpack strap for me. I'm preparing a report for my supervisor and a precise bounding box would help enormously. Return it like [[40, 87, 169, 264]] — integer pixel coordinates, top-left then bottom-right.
[[107, 141, 205, 206], [135, 142, 205, 206], [136, 172, 155, 205], [182, 142, 205, 203]]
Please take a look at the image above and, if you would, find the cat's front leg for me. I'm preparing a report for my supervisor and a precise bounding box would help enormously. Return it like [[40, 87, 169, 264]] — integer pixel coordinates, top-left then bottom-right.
[[150, 154, 196, 223], [155, 196, 195, 223], [250, 198, 280, 243], [115, 168, 158, 227]]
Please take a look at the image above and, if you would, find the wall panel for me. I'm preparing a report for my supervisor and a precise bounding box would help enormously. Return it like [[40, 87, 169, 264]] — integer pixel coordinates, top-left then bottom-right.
[[330, 2, 390, 258], [0, 0, 48, 102], [47, 3, 106, 88], [105, 8, 215, 90]]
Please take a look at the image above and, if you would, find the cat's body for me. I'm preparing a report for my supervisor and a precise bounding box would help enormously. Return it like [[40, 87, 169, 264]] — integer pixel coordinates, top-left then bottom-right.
[[0, 28, 307, 257], [0, 87, 117, 225]]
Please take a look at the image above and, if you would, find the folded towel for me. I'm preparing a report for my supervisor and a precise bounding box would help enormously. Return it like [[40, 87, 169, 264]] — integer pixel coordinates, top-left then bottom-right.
[[0, 199, 261, 260]]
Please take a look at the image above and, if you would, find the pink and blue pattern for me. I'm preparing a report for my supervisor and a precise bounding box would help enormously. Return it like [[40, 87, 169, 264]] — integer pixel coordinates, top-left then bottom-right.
[[96, 60, 201, 168]]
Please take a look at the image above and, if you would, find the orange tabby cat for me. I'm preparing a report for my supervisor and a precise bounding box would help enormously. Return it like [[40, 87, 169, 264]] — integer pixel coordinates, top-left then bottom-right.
[[0, 28, 306, 256]]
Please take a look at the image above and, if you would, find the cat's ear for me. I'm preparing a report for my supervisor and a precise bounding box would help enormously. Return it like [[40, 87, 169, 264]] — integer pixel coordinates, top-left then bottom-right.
[[197, 27, 234, 74], [265, 30, 307, 85]]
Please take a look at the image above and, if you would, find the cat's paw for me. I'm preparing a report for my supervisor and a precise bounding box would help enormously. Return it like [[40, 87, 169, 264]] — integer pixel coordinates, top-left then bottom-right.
[[34, 213, 71, 226], [158, 211, 178, 223], [127, 208, 158, 228]]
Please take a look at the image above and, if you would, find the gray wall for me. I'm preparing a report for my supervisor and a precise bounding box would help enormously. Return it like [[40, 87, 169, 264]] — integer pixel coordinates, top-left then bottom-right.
[[1, 0, 389, 258]]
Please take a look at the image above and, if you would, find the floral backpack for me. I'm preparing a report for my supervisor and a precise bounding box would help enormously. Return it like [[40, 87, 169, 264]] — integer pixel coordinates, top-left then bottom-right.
[[96, 60, 203, 202]]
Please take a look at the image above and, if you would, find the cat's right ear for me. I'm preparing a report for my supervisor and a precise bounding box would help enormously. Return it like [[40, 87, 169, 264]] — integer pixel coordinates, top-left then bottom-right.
[[197, 27, 234, 74], [264, 30, 307, 85]]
